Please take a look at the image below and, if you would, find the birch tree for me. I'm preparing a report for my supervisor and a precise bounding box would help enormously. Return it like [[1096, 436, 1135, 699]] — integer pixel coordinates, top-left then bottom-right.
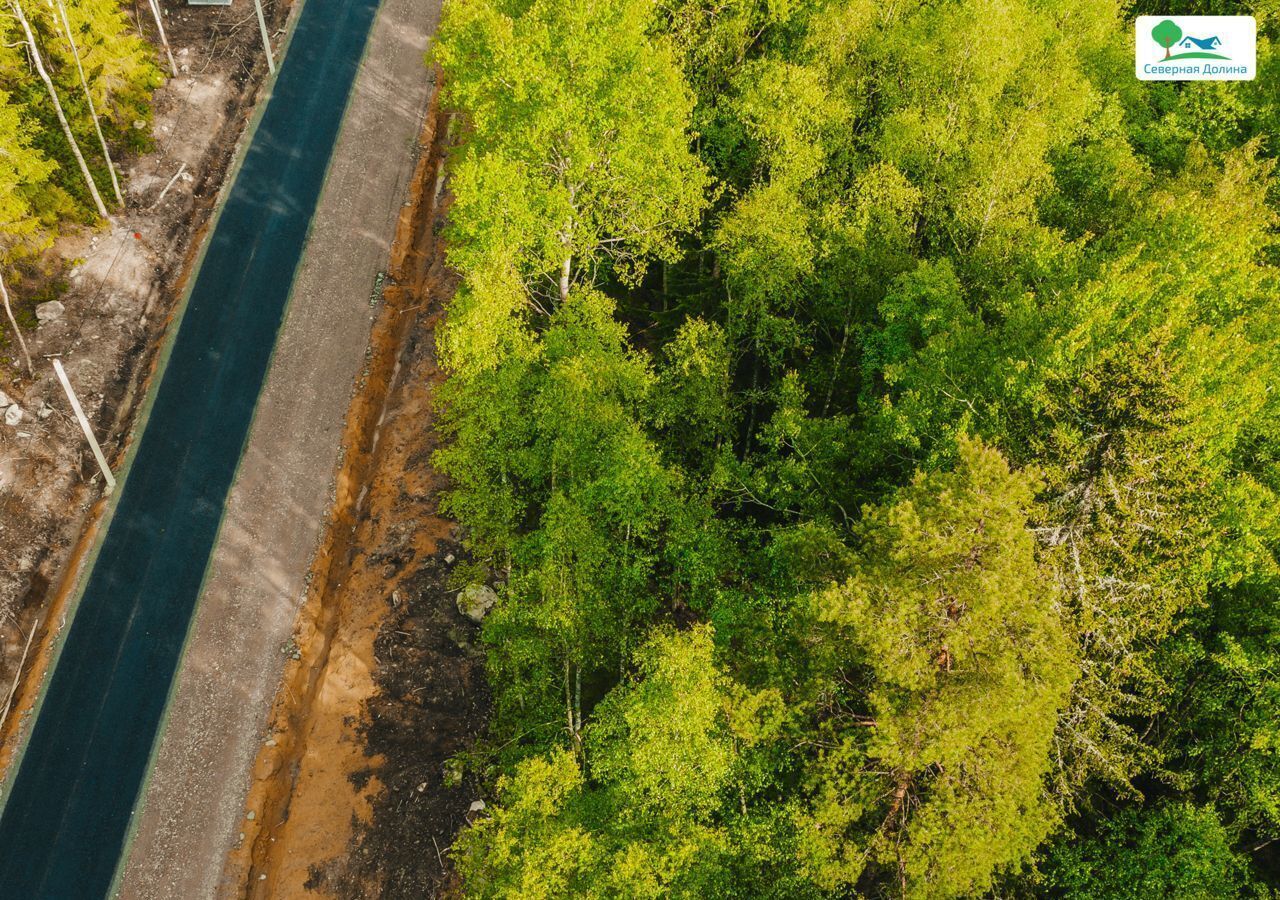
[[50, 0, 122, 206], [144, 0, 176, 77], [0, 271, 31, 375], [6, 0, 109, 219], [433, 0, 708, 308]]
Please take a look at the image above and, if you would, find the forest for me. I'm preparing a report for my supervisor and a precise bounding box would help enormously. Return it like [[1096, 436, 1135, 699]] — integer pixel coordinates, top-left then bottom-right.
[[430, 0, 1280, 896], [0, 0, 158, 368]]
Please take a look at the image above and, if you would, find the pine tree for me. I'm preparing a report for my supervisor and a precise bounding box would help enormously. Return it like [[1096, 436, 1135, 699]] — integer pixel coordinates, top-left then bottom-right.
[[797, 438, 1076, 898]]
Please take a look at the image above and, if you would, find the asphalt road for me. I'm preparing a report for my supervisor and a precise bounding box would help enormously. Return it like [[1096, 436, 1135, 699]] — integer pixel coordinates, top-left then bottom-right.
[[0, 0, 381, 895]]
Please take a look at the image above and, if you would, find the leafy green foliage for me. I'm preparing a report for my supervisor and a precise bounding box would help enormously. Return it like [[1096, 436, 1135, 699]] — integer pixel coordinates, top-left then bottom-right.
[[432, 0, 708, 307], [433, 0, 1280, 895], [454, 627, 799, 899], [453, 288, 693, 730], [0, 88, 55, 254], [0, 0, 159, 231], [1045, 802, 1262, 899], [1160, 579, 1280, 845], [796, 438, 1075, 897]]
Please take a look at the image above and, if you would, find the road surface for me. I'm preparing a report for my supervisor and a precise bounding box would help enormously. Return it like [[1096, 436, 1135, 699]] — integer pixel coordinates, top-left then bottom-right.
[[0, 0, 383, 894], [116, 0, 440, 895]]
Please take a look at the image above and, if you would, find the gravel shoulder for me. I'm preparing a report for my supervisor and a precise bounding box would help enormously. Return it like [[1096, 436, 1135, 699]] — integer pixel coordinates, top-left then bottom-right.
[[113, 3, 441, 897]]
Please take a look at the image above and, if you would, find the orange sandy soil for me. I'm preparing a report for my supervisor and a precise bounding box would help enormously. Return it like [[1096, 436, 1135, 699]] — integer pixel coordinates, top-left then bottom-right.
[[224, 92, 480, 899]]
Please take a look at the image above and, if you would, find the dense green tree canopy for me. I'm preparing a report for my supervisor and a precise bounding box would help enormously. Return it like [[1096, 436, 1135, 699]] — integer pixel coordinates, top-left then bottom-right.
[[432, 0, 708, 310], [455, 627, 794, 899], [0, 89, 54, 254], [431, 0, 1280, 895], [1045, 802, 1262, 898], [796, 439, 1075, 898]]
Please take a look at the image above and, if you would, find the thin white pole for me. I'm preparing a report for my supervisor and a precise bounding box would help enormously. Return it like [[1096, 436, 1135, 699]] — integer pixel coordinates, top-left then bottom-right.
[[52, 358, 116, 494], [149, 161, 187, 209], [253, 0, 276, 75], [0, 620, 39, 734], [146, 0, 178, 77]]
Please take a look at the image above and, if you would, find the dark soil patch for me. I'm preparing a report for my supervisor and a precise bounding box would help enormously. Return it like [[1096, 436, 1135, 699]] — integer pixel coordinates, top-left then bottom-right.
[[309, 543, 490, 899]]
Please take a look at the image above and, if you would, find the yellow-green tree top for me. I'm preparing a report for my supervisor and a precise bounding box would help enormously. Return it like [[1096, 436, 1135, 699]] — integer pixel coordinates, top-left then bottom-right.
[[0, 88, 55, 258]]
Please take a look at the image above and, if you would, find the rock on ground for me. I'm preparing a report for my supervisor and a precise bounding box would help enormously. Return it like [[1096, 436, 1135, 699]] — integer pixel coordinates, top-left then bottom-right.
[[457, 583, 498, 623]]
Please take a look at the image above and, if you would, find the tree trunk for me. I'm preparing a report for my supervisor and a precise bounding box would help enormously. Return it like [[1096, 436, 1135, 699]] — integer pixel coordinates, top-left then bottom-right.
[[0, 269, 34, 377], [10, 0, 109, 219], [822, 320, 851, 417], [574, 665, 582, 735], [559, 255, 571, 304], [883, 772, 912, 829], [0, 619, 40, 733], [52, 0, 123, 206], [741, 352, 760, 460], [564, 659, 583, 757], [146, 0, 178, 77], [564, 659, 573, 735]]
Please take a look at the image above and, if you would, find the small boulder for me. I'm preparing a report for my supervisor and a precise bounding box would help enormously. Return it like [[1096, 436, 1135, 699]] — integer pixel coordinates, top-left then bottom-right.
[[0, 390, 11, 408], [35, 300, 65, 325], [457, 584, 497, 623], [4, 405, 22, 426], [469, 800, 486, 814]]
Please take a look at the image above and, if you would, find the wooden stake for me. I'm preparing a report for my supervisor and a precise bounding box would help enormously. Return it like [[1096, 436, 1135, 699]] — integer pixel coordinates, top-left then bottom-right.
[[0, 269, 33, 378], [51, 0, 124, 207], [8, 0, 110, 219], [146, 0, 178, 77], [0, 620, 39, 735], [52, 358, 116, 494], [253, 0, 276, 75], [149, 161, 187, 209]]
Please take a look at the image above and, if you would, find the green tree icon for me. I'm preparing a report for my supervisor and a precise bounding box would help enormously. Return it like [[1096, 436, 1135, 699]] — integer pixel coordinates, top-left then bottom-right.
[[1152, 19, 1183, 59]]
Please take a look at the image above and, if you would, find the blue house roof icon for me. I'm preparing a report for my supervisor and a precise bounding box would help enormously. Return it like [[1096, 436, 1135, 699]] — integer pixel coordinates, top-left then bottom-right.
[[1180, 35, 1223, 50]]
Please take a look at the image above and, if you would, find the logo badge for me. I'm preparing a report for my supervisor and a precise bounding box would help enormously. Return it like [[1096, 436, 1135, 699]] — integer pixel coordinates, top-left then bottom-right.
[[1137, 16, 1255, 80]]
